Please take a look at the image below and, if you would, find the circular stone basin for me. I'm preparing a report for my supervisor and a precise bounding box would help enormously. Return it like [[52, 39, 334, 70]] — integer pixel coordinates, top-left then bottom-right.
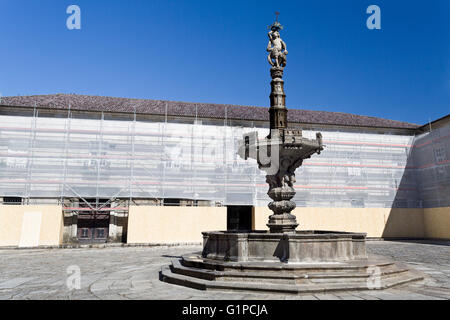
[[201, 230, 367, 263]]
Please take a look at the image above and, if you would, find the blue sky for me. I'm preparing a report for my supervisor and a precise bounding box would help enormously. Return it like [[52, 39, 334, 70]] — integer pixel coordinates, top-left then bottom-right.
[[0, 0, 448, 125]]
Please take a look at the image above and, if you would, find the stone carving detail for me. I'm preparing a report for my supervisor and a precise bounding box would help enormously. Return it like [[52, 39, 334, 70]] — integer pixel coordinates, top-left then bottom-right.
[[260, 142, 322, 233], [267, 21, 288, 68]]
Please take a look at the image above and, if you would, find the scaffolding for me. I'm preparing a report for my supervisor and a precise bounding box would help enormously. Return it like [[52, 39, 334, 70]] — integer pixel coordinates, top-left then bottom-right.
[[0, 108, 447, 209], [411, 123, 450, 208]]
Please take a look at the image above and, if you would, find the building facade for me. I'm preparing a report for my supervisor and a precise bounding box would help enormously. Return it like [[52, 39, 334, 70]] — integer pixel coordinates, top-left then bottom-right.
[[0, 94, 448, 246]]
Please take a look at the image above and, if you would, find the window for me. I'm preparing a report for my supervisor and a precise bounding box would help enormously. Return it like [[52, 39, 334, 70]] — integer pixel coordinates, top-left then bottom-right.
[[434, 147, 445, 163], [351, 199, 364, 208], [80, 228, 89, 238], [164, 198, 181, 206], [96, 229, 105, 238], [3, 197, 22, 205]]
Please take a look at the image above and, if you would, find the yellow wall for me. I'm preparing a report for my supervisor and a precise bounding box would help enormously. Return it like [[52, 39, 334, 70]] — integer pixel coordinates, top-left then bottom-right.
[[253, 207, 426, 238], [127, 206, 227, 244], [423, 207, 450, 239], [0, 205, 64, 247], [0, 205, 447, 247]]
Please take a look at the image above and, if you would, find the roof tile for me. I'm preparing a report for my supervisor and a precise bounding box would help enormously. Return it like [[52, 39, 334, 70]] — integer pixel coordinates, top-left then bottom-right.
[[0, 94, 419, 129]]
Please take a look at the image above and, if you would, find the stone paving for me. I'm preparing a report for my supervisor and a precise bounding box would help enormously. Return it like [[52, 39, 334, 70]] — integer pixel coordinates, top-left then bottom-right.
[[0, 240, 449, 300]]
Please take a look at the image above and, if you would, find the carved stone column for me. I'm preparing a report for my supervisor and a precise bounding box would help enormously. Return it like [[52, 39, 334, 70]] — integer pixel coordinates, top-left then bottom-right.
[[265, 66, 297, 233], [268, 67, 287, 134]]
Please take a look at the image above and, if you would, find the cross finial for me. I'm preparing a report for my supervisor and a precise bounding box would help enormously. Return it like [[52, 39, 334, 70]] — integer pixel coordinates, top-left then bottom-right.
[[268, 12, 283, 32]]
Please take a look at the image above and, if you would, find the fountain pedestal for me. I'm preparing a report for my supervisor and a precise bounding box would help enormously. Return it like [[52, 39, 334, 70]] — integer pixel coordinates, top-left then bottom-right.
[[241, 128, 324, 233]]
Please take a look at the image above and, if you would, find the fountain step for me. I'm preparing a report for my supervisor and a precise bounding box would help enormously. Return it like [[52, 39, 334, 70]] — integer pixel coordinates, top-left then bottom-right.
[[160, 264, 424, 294], [179, 258, 406, 277], [171, 258, 412, 285], [181, 254, 396, 273]]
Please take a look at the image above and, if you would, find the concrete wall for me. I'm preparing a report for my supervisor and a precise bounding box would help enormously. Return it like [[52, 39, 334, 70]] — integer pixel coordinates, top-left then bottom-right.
[[423, 207, 450, 239], [0, 205, 64, 247], [127, 206, 227, 244], [253, 207, 426, 238]]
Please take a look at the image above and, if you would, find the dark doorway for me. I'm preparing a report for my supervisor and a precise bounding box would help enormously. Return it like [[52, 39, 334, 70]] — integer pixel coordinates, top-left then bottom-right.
[[76, 199, 110, 243], [77, 213, 109, 243], [227, 206, 253, 231]]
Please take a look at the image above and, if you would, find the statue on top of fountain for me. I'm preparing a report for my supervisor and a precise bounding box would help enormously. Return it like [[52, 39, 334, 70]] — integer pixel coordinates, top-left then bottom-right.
[[267, 21, 288, 68]]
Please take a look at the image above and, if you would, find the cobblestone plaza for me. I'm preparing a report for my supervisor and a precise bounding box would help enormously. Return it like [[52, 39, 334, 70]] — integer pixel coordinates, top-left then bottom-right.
[[0, 240, 448, 300]]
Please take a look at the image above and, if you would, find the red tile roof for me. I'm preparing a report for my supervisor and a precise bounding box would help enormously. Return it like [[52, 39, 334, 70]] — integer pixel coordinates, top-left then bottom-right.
[[0, 94, 419, 129]]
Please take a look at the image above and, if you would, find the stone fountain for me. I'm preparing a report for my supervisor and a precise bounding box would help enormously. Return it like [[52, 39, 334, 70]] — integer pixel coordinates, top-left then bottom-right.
[[160, 18, 423, 294]]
